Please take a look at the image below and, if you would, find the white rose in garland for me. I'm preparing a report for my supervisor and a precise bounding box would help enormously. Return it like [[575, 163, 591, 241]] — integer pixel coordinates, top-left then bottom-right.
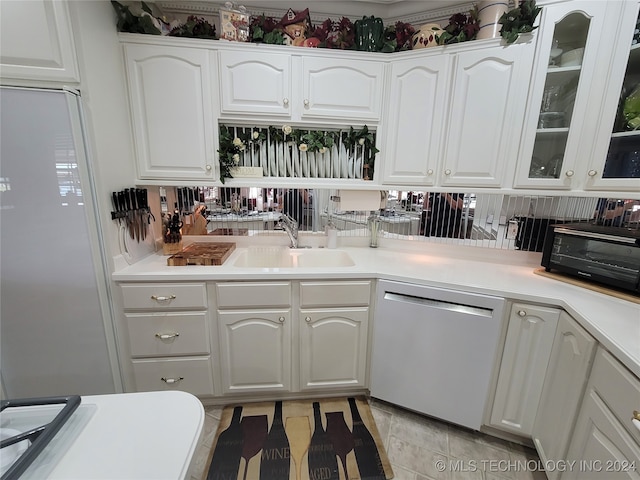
[[282, 125, 292, 135], [299, 143, 309, 152]]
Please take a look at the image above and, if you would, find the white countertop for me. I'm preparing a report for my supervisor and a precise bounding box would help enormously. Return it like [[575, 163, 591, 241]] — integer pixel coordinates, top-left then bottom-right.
[[113, 236, 640, 378], [24, 391, 204, 480]]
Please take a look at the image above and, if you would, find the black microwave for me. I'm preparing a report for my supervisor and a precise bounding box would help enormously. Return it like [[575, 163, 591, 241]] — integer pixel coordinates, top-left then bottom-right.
[[541, 223, 640, 294]]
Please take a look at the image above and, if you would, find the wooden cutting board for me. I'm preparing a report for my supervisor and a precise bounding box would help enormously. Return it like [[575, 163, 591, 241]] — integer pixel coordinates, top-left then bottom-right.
[[533, 267, 640, 304], [167, 242, 236, 266]]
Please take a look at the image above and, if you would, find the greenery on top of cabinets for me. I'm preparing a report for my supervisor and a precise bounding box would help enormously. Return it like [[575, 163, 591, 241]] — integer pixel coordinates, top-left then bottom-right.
[[436, 6, 480, 45], [499, 0, 542, 44]]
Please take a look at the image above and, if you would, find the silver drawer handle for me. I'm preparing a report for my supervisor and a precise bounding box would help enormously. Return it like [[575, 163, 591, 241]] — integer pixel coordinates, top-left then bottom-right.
[[305, 316, 311, 323], [161, 377, 184, 384], [587, 169, 598, 177], [155, 332, 180, 340], [151, 295, 176, 302], [283, 98, 289, 105], [279, 316, 285, 323], [565, 170, 574, 177], [518, 310, 527, 317]]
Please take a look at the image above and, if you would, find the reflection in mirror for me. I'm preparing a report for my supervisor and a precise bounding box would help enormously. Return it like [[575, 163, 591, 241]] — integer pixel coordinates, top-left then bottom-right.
[[157, 186, 639, 251]]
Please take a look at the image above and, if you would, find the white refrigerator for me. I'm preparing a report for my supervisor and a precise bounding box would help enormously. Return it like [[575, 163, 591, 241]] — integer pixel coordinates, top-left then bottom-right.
[[0, 86, 119, 398]]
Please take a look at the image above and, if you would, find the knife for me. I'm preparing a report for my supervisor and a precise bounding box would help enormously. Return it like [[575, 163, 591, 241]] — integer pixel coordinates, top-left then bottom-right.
[[117, 190, 127, 232], [129, 188, 140, 242], [111, 192, 121, 224], [123, 188, 134, 239], [136, 188, 147, 241]]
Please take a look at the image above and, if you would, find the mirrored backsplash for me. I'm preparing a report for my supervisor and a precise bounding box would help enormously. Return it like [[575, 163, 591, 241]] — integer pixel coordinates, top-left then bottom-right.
[[156, 186, 640, 252]]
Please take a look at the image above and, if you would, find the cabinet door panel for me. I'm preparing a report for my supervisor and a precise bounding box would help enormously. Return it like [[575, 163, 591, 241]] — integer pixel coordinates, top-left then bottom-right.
[[299, 308, 368, 390], [219, 50, 291, 116], [564, 390, 640, 479], [217, 310, 291, 394], [301, 57, 384, 121], [0, 0, 79, 82], [382, 56, 449, 185], [490, 303, 560, 436], [124, 45, 215, 180], [442, 44, 533, 188], [533, 312, 596, 480]]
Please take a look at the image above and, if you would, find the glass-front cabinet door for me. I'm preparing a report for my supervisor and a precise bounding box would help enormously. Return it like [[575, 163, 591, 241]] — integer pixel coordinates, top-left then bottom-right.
[[584, 0, 640, 192], [514, 1, 613, 189]]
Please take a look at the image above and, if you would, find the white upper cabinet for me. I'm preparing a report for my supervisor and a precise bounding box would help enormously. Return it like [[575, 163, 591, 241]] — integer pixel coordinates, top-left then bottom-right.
[[382, 39, 535, 188], [514, 0, 639, 192], [219, 50, 291, 117], [382, 54, 450, 185], [583, 0, 640, 192], [123, 43, 216, 181], [218, 44, 385, 124], [0, 0, 79, 83], [442, 42, 534, 188], [299, 56, 384, 122]]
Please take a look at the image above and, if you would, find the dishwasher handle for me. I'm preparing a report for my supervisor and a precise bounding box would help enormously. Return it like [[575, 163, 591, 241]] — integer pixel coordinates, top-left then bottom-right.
[[383, 291, 494, 317]]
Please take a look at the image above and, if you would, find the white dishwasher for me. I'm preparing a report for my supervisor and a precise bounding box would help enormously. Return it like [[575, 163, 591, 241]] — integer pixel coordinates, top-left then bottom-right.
[[370, 280, 506, 430]]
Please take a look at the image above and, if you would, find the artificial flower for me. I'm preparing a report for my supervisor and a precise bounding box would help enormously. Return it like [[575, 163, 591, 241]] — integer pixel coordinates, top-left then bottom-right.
[[282, 125, 292, 135], [299, 143, 309, 152]]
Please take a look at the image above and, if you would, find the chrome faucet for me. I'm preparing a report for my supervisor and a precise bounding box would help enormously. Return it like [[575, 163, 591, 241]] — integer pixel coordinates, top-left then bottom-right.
[[277, 213, 299, 248]]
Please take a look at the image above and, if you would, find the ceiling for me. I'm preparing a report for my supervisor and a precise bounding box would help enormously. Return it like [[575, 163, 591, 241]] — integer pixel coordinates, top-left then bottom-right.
[[154, 0, 476, 24]]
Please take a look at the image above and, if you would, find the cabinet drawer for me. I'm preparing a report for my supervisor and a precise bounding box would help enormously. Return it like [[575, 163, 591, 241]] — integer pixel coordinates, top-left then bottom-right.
[[131, 357, 214, 396], [125, 312, 209, 357], [216, 282, 291, 308], [589, 347, 640, 443], [121, 283, 207, 310], [300, 281, 371, 307]]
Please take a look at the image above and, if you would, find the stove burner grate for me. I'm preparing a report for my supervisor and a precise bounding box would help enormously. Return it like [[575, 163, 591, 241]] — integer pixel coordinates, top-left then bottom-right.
[[0, 395, 80, 480]]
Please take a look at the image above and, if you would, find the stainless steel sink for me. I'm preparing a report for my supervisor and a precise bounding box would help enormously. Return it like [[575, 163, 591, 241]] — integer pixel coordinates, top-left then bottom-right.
[[233, 247, 355, 268]]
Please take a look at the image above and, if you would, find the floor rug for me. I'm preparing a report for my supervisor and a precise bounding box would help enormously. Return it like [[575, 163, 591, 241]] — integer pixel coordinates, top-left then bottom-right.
[[204, 396, 394, 480]]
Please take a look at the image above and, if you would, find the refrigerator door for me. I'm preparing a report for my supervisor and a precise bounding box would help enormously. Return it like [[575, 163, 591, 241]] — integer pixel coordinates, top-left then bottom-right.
[[0, 87, 117, 397]]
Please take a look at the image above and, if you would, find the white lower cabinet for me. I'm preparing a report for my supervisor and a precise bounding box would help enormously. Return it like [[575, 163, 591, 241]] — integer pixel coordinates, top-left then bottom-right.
[[563, 346, 640, 479], [214, 280, 371, 396], [532, 311, 597, 480], [489, 303, 560, 436], [119, 282, 214, 396], [217, 309, 292, 394]]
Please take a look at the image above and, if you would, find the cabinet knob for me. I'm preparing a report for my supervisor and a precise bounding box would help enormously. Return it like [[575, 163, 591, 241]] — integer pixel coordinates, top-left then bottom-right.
[[206, 164, 212, 171], [565, 170, 574, 177], [444, 169, 451, 175], [161, 377, 184, 384], [518, 310, 527, 317], [427, 169, 434, 175], [588, 169, 598, 177], [279, 316, 285, 323], [151, 295, 176, 302], [283, 98, 289, 106], [155, 332, 179, 340], [303, 99, 309, 107], [633, 410, 640, 421], [305, 316, 311, 323]]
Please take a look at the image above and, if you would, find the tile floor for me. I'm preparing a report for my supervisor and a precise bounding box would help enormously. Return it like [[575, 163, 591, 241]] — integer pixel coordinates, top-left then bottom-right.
[[189, 398, 548, 480]]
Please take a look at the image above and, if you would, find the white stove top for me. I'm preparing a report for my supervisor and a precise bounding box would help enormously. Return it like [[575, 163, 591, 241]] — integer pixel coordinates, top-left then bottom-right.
[[1, 391, 204, 480]]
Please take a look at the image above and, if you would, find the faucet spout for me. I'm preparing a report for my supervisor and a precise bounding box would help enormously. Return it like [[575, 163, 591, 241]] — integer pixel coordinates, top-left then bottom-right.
[[277, 213, 299, 248]]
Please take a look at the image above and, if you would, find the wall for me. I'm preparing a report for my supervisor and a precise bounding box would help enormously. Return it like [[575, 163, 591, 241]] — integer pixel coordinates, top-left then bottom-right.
[[68, 0, 139, 266]]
